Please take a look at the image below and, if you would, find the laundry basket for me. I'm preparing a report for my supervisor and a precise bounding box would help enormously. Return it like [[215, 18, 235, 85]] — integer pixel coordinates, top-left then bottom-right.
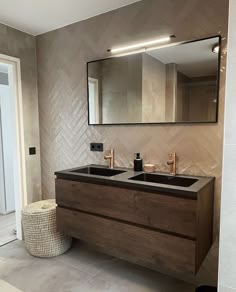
[[22, 199, 72, 257]]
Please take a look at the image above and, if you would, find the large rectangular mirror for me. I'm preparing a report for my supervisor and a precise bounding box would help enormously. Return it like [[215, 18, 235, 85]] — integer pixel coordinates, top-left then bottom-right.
[[87, 36, 220, 125]]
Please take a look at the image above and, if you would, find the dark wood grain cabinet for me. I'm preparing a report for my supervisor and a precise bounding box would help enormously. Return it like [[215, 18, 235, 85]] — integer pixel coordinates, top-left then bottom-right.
[[55, 174, 214, 277]]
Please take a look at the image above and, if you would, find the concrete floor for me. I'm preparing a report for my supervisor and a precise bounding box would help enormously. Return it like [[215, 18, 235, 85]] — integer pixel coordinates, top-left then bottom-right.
[[0, 240, 196, 292], [0, 213, 16, 246]]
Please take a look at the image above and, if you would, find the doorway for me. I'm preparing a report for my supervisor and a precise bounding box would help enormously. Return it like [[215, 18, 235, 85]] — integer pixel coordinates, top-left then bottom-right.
[[0, 54, 27, 243], [0, 64, 16, 245]]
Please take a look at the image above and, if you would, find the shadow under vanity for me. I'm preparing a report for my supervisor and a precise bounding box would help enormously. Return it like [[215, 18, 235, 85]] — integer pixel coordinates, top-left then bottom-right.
[[55, 165, 214, 277]]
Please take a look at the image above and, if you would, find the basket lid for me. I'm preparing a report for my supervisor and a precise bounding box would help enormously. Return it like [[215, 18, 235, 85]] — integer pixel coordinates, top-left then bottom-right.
[[22, 199, 56, 214]]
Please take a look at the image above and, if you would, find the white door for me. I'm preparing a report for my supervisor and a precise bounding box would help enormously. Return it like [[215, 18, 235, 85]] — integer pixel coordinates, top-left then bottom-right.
[[0, 84, 15, 213], [0, 108, 6, 214]]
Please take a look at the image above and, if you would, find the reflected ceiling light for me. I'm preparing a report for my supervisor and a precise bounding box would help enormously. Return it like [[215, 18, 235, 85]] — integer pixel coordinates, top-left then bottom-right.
[[212, 44, 219, 54], [112, 48, 145, 58], [107, 35, 176, 54]]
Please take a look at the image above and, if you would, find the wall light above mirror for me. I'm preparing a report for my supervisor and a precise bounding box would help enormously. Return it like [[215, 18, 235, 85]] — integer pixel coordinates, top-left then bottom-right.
[[107, 35, 176, 55], [87, 35, 221, 125]]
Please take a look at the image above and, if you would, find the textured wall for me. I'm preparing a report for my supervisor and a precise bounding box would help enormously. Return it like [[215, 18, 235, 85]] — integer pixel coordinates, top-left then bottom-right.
[[142, 53, 166, 122], [37, 0, 228, 285], [101, 55, 142, 123], [0, 24, 41, 203]]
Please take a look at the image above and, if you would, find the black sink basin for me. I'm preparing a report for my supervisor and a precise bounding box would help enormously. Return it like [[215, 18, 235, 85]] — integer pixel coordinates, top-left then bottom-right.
[[71, 166, 126, 177], [129, 173, 198, 187]]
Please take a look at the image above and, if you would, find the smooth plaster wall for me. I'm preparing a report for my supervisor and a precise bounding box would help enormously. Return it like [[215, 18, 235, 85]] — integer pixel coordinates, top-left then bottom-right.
[[101, 55, 142, 123], [37, 0, 228, 285], [0, 24, 41, 203], [142, 53, 166, 122], [218, 1, 236, 291], [188, 81, 217, 121]]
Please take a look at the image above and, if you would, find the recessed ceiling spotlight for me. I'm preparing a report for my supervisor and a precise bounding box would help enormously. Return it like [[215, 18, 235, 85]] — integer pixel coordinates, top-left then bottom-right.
[[212, 44, 219, 54]]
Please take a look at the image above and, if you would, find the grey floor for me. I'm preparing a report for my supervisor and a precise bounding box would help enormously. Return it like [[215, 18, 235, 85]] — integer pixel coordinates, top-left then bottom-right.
[[0, 213, 16, 246], [0, 240, 196, 292]]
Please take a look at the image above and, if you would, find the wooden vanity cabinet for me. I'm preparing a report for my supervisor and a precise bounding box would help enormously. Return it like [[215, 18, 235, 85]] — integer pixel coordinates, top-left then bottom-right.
[[56, 178, 214, 276]]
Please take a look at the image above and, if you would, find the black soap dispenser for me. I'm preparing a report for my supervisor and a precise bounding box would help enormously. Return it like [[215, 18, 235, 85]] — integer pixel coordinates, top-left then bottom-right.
[[134, 153, 143, 171]]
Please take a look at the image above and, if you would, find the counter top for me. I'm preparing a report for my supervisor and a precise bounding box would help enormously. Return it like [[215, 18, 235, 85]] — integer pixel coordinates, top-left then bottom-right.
[[55, 164, 214, 199]]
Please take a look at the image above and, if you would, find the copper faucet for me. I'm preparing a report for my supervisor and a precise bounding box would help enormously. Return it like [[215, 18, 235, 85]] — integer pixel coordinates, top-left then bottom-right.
[[166, 152, 176, 176], [104, 149, 114, 169]]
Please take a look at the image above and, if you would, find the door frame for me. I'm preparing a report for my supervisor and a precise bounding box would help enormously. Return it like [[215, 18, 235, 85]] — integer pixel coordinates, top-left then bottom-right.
[[88, 77, 100, 123], [0, 53, 27, 240]]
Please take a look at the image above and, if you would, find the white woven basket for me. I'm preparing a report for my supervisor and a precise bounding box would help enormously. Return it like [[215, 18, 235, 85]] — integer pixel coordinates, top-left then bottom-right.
[[22, 199, 72, 258]]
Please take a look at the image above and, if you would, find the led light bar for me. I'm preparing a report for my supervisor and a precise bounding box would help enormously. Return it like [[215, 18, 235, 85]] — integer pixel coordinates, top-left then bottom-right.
[[108, 35, 175, 54]]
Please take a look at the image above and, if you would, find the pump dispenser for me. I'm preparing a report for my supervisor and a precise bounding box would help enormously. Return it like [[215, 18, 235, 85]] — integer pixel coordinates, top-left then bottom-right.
[[134, 153, 143, 171]]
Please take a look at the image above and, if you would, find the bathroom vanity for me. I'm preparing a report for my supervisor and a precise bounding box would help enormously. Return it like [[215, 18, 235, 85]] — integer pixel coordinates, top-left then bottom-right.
[[55, 165, 214, 276]]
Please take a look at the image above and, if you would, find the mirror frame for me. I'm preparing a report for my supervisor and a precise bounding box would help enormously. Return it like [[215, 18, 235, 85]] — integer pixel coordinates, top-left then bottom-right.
[[87, 35, 221, 126]]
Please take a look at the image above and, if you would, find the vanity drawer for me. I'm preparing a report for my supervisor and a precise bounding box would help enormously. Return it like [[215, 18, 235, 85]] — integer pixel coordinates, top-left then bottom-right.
[[56, 179, 197, 238], [57, 207, 196, 275]]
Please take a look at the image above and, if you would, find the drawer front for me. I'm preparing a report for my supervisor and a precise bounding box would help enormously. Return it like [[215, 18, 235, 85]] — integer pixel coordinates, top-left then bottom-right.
[[57, 207, 196, 275], [56, 179, 197, 238]]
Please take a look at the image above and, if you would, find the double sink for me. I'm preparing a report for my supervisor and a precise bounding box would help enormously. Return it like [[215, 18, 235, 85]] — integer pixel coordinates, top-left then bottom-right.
[[55, 165, 213, 198], [72, 166, 125, 177], [71, 165, 197, 188]]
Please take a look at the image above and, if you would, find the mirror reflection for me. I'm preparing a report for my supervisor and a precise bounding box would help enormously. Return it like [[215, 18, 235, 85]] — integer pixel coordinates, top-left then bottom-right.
[[87, 36, 220, 125]]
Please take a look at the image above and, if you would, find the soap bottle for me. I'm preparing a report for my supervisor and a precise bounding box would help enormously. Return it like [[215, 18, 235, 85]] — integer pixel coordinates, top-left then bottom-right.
[[134, 153, 143, 171]]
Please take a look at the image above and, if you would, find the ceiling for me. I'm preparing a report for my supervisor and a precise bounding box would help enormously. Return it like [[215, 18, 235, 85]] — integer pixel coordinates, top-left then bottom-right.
[[0, 0, 141, 36], [147, 37, 219, 77]]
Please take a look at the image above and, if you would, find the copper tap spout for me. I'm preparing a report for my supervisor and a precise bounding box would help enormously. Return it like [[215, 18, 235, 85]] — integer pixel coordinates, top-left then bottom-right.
[[104, 149, 114, 169], [166, 152, 176, 176]]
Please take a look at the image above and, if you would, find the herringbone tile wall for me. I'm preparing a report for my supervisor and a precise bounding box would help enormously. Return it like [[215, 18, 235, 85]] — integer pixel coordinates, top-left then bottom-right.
[[37, 0, 228, 285]]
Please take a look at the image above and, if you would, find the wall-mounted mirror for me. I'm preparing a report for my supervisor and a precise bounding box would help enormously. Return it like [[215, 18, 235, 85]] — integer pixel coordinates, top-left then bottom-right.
[[87, 36, 220, 125]]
